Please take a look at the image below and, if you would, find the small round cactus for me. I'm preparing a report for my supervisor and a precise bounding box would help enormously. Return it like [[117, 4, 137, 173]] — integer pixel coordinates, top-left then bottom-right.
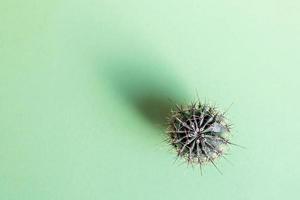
[[167, 101, 232, 171]]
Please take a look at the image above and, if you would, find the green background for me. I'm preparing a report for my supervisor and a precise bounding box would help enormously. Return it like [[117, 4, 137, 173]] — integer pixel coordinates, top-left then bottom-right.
[[1, 0, 299, 199]]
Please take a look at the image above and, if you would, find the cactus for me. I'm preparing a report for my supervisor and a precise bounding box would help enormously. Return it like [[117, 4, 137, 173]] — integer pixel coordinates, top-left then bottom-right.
[[167, 101, 232, 172]]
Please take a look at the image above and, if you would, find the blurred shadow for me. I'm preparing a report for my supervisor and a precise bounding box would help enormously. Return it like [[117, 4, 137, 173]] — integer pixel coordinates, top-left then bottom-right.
[[102, 57, 187, 127]]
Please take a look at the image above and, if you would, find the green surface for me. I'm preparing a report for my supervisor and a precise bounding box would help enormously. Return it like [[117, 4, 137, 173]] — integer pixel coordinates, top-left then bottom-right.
[[1, 0, 300, 199]]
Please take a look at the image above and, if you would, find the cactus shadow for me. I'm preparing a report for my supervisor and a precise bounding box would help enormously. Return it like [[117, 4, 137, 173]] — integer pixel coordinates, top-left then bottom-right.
[[102, 58, 187, 127]]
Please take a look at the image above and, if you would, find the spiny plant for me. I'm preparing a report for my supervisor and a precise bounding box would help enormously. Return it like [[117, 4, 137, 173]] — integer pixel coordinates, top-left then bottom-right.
[[166, 101, 235, 173]]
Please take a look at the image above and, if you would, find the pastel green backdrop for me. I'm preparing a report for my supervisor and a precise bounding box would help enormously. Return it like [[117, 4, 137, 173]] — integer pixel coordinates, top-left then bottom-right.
[[1, 0, 299, 199]]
